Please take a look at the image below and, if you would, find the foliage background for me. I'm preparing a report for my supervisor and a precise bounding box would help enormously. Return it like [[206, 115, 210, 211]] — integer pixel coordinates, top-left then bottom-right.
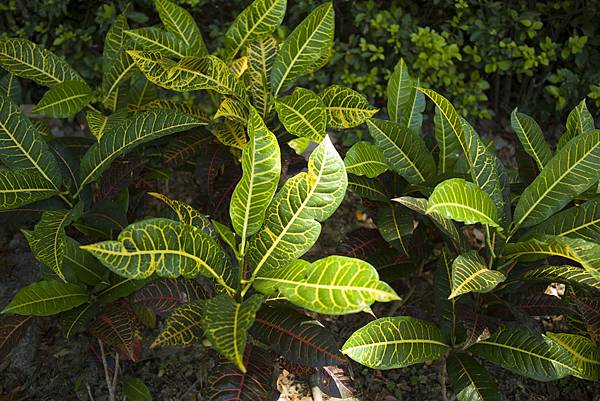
[[2, 0, 599, 122]]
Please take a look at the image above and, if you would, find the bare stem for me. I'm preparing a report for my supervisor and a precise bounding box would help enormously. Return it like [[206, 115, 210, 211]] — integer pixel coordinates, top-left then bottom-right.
[[98, 340, 116, 401], [111, 352, 120, 399]]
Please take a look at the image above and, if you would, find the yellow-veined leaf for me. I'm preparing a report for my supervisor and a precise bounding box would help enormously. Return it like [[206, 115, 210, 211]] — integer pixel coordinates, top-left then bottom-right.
[[558, 99, 595, 149], [211, 119, 247, 150], [215, 97, 248, 124], [275, 87, 326, 142], [387, 59, 424, 133], [125, 27, 188, 58], [546, 332, 600, 381], [1, 280, 88, 316], [522, 265, 600, 291], [449, 251, 505, 299], [148, 192, 217, 239], [248, 35, 277, 120], [344, 141, 388, 178], [0, 169, 58, 210], [321, 85, 378, 129], [155, 0, 207, 55], [0, 73, 21, 103], [32, 80, 92, 118], [151, 300, 205, 348], [511, 108, 552, 170]]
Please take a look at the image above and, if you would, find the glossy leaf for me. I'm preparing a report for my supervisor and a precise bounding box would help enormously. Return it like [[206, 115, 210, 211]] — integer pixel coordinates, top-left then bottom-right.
[[214, 97, 248, 124], [32, 80, 92, 118], [449, 251, 505, 299], [510, 109, 552, 170], [63, 237, 107, 286], [513, 130, 600, 230], [0, 169, 58, 210], [78, 109, 203, 189], [123, 378, 152, 401], [435, 107, 460, 174], [523, 265, 600, 291], [247, 136, 347, 279], [447, 353, 502, 401], [230, 108, 281, 240], [156, 0, 207, 55], [2, 280, 87, 316], [224, 0, 287, 59], [125, 27, 188, 58], [0, 38, 82, 86], [342, 316, 449, 369], [387, 58, 424, 133], [148, 192, 217, 239], [270, 2, 334, 96], [321, 85, 378, 129], [275, 87, 326, 142], [376, 202, 412, 254], [251, 306, 344, 367], [367, 118, 435, 184], [211, 120, 247, 150], [255, 256, 399, 314], [0, 73, 21, 103], [559, 99, 595, 149], [201, 294, 264, 372], [347, 175, 388, 201], [427, 178, 500, 228], [522, 199, 600, 243], [207, 345, 274, 401], [0, 94, 62, 190], [546, 332, 600, 381], [27, 204, 83, 281], [0, 315, 32, 360], [151, 300, 205, 348], [102, 14, 135, 111], [248, 35, 277, 120], [135, 98, 211, 122], [82, 218, 234, 290], [344, 141, 388, 178], [86, 111, 127, 142], [470, 326, 578, 381]]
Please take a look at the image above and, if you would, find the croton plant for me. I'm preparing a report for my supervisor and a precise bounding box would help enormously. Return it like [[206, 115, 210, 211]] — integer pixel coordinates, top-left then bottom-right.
[[0, 0, 598, 400]]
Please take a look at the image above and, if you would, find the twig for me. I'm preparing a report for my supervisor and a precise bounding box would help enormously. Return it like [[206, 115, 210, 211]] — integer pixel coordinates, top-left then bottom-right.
[[439, 359, 448, 401], [98, 340, 116, 401], [86, 385, 95, 401], [111, 352, 120, 399]]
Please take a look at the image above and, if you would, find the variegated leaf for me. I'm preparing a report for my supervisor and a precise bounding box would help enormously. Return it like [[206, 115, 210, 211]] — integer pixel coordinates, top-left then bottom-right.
[[125, 27, 188, 58], [523, 265, 600, 291], [151, 300, 205, 348], [32, 80, 92, 118], [321, 85, 378, 129], [86, 110, 127, 142], [546, 332, 600, 381], [211, 120, 247, 150], [435, 106, 460, 174], [102, 13, 135, 111], [344, 141, 388, 178], [449, 251, 505, 299], [511, 108, 552, 170], [558, 99, 595, 149], [214, 97, 248, 124], [0, 73, 21, 103], [275, 87, 326, 142], [148, 192, 217, 238], [387, 58, 424, 133], [248, 35, 277, 120], [156, 0, 207, 55], [0, 169, 58, 210]]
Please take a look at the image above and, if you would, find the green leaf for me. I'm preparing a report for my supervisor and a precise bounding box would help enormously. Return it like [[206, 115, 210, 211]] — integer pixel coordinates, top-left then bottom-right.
[[27, 204, 83, 281], [469, 326, 578, 381], [546, 332, 600, 381], [367, 118, 435, 184], [376, 202, 411, 254], [427, 178, 500, 228], [270, 2, 334, 96], [102, 13, 135, 111], [2, 280, 87, 316], [214, 97, 248, 125], [134, 98, 211, 122], [255, 256, 399, 314], [86, 110, 127, 142], [0, 38, 82, 86], [522, 199, 600, 243], [0, 73, 21, 103], [32, 80, 92, 118], [0, 94, 62, 190], [393, 196, 467, 251], [502, 236, 600, 272], [125, 27, 188, 58], [522, 265, 600, 291], [156, 0, 207, 56], [446, 353, 502, 401], [558, 99, 595, 149], [0, 169, 58, 210], [434, 107, 460, 174], [247, 136, 347, 279], [81, 218, 234, 291], [510, 108, 552, 170], [344, 141, 388, 178], [275, 87, 326, 142], [224, 0, 287, 59], [212, 220, 237, 251], [348, 175, 388, 201], [513, 130, 600, 230], [248, 35, 277, 120], [387, 59, 424, 133], [201, 294, 264, 372], [123, 378, 152, 401], [251, 306, 345, 367], [78, 109, 203, 190], [63, 237, 107, 286], [230, 107, 281, 240], [0, 315, 32, 360], [435, 250, 458, 345], [148, 192, 217, 239], [449, 251, 505, 299], [211, 120, 247, 150], [129, 52, 246, 99], [151, 300, 205, 348], [321, 85, 378, 129], [342, 316, 449, 369]]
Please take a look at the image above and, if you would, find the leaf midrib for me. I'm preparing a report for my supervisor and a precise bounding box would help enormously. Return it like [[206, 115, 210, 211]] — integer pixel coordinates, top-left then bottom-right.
[[33, 92, 90, 113]]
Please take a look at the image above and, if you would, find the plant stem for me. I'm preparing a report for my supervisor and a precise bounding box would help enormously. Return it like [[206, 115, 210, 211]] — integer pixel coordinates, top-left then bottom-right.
[[111, 352, 120, 400], [98, 340, 116, 401], [485, 226, 496, 267]]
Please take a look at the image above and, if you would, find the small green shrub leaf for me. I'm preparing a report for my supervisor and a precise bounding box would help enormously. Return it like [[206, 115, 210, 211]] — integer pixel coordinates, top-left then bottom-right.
[[510, 108, 552, 170], [449, 251, 505, 299], [0, 73, 21, 103], [224, 0, 287, 59], [367, 118, 436, 184], [434, 107, 460, 174], [513, 130, 600, 230], [347, 175, 388, 201], [321, 85, 378, 129], [255, 256, 399, 314], [469, 326, 578, 381], [123, 378, 152, 401], [148, 192, 217, 239], [214, 97, 248, 124], [344, 141, 388, 178], [376, 202, 412, 254], [230, 108, 281, 240], [248, 35, 277, 120], [427, 178, 500, 228], [275, 87, 326, 142], [211, 120, 247, 150], [447, 353, 502, 401], [270, 2, 334, 96], [342, 317, 449, 369], [201, 294, 264, 372], [32, 80, 92, 118], [2, 280, 88, 316]]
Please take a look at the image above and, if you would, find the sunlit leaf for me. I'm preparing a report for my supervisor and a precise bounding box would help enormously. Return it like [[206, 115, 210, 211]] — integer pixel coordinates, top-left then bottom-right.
[[248, 35, 277, 120], [510, 108, 552, 170], [449, 251, 505, 299], [125, 27, 188, 58], [321, 85, 378, 129], [522, 265, 600, 291], [558, 99, 595, 149], [32, 80, 92, 118], [434, 107, 460, 174], [387, 58, 424, 133], [275, 87, 326, 142], [151, 300, 205, 348], [546, 332, 600, 381], [155, 0, 207, 55], [344, 141, 388, 178]]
